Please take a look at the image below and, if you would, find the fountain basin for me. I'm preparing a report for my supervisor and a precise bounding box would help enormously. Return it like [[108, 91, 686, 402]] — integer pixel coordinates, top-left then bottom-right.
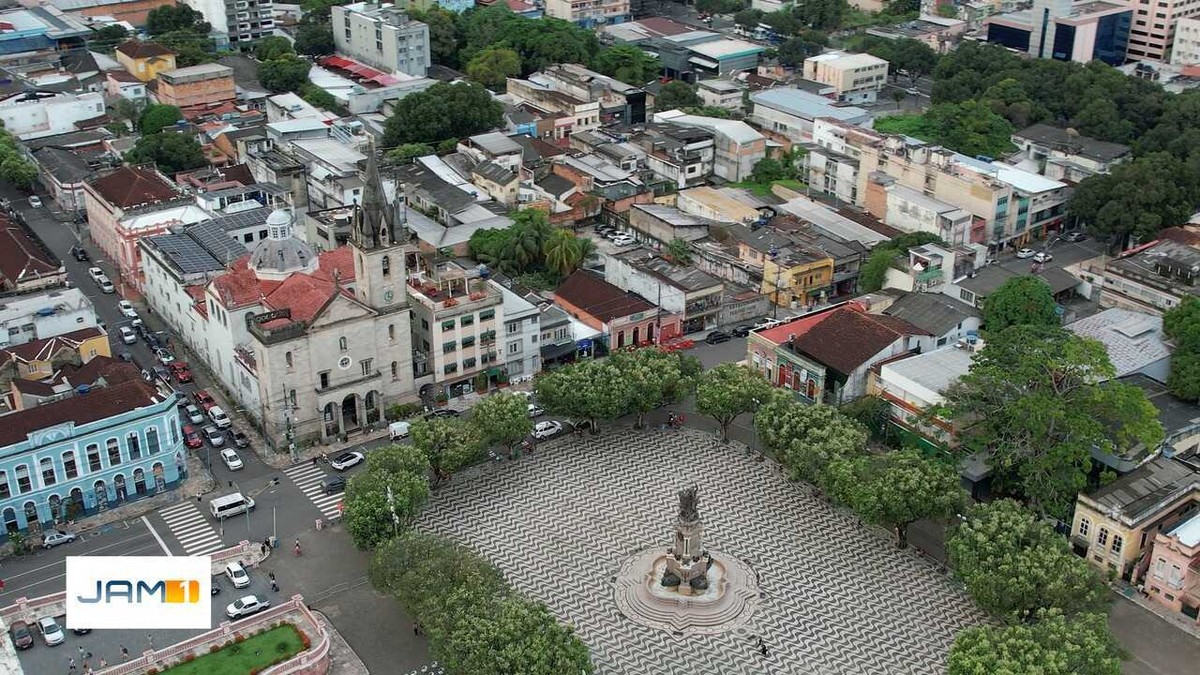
[[613, 548, 759, 636]]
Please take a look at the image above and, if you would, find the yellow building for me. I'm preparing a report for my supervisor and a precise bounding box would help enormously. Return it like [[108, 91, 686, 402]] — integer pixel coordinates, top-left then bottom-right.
[[115, 41, 177, 83], [760, 250, 833, 309], [0, 327, 112, 384]]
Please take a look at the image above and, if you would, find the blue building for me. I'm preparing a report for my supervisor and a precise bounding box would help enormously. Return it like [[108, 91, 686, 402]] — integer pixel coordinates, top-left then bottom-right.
[[0, 376, 186, 537]]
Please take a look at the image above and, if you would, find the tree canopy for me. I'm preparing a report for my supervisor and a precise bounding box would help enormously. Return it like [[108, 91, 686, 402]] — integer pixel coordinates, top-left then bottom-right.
[[755, 390, 866, 487], [948, 610, 1122, 675], [410, 417, 484, 482], [257, 54, 312, 93], [383, 81, 503, 147], [146, 4, 210, 35], [295, 21, 336, 56], [655, 81, 702, 111], [343, 447, 430, 550], [1066, 154, 1200, 248], [534, 358, 634, 431], [466, 46, 521, 91], [858, 232, 945, 292], [470, 392, 533, 451], [253, 35, 294, 61], [1163, 297, 1200, 402], [696, 363, 772, 441], [139, 104, 183, 135], [875, 101, 1015, 158], [982, 276, 1059, 333], [594, 45, 661, 86], [125, 133, 207, 174], [606, 348, 700, 428], [944, 326, 1162, 516]]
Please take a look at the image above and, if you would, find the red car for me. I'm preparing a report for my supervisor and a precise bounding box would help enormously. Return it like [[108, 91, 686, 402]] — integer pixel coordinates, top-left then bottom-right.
[[182, 424, 203, 449], [193, 389, 216, 411], [169, 362, 193, 383]]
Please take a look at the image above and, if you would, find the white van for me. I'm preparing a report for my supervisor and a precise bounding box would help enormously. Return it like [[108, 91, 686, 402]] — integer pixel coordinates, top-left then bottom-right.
[[210, 492, 255, 520], [388, 421, 411, 440]]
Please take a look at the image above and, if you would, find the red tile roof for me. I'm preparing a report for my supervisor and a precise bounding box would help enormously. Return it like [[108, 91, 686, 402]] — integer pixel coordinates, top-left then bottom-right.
[[2, 327, 105, 364], [0, 218, 59, 286], [759, 305, 927, 376], [263, 274, 338, 323], [88, 166, 179, 210], [210, 246, 358, 323], [115, 41, 175, 59], [0, 378, 163, 447], [311, 247, 355, 284], [555, 270, 657, 323]]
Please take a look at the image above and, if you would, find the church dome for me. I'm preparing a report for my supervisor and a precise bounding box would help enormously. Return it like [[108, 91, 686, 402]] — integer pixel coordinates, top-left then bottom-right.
[[248, 209, 319, 281]]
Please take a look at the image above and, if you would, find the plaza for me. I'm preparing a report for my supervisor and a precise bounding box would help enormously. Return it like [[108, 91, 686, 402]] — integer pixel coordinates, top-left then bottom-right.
[[417, 426, 987, 674]]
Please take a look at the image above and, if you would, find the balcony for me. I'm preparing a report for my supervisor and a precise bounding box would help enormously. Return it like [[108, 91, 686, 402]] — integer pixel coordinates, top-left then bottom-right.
[[407, 271, 502, 318], [315, 369, 382, 394]]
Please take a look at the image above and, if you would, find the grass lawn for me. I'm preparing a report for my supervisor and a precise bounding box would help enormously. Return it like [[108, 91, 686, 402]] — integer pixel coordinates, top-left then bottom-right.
[[873, 115, 937, 143], [158, 624, 306, 675], [730, 179, 809, 197]]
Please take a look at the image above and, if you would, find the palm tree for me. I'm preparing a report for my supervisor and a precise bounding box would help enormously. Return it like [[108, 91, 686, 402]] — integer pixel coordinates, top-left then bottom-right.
[[543, 230, 576, 278]]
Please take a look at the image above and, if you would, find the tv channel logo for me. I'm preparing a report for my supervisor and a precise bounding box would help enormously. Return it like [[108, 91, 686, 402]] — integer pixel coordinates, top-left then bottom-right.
[[66, 556, 212, 629]]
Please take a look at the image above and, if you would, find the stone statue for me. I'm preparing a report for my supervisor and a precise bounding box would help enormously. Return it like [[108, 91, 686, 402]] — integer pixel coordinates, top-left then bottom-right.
[[663, 484, 712, 593], [677, 484, 700, 522]]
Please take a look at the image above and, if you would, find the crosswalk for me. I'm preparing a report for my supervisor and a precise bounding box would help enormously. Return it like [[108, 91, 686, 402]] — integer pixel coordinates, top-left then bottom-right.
[[283, 462, 344, 519], [159, 501, 225, 555]]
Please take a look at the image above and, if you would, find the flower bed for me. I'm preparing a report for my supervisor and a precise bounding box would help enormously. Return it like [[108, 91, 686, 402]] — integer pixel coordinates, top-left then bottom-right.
[[152, 623, 308, 675]]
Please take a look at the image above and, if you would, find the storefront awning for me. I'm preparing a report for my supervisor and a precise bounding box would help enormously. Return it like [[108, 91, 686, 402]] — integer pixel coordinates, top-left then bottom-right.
[[321, 56, 353, 69], [540, 341, 576, 360]]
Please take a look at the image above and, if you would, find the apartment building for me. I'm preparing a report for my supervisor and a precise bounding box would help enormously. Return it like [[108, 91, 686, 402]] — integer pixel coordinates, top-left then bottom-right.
[[1009, 123, 1131, 182], [181, 0, 274, 43], [806, 117, 885, 205], [154, 64, 236, 108], [984, 0, 1132, 65], [865, 175, 973, 246], [1100, 240, 1200, 314], [518, 64, 647, 124], [750, 88, 873, 141], [1126, 0, 1200, 61], [505, 76, 603, 141], [1173, 17, 1200, 65], [653, 111, 766, 182], [802, 51, 890, 104], [606, 248, 725, 334], [332, 2, 431, 77], [114, 41, 176, 83], [544, 0, 630, 28], [697, 79, 744, 111]]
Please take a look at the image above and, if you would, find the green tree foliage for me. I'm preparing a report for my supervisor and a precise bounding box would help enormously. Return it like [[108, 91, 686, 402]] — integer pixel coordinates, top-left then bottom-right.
[[607, 349, 697, 428], [733, 8, 764, 28], [776, 33, 828, 67], [655, 81, 702, 111], [1163, 296, 1200, 401], [467, 209, 586, 280], [665, 238, 692, 265], [879, 100, 1014, 157], [755, 390, 867, 487], [409, 7, 461, 68], [386, 143, 435, 164], [0, 155, 38, 190], [792, 0, 848, 31], [982, 276, 1060, 332], [459, 8, 598, 74], [364, 444, 430, 478], [695, 0, 746, 14], [139, 104, 183, 135], [466, 46, 521, 91], [443, 595, 594, 675], [295, 20, 336, 56], [146, 4, 211, 35], [383, 81, 503, 146], [839, 395, 894, 444], [849, 36, 936, 82], [827, 449, 966, 548], [299, 83, 342, 113], [470, 392, 533, 451], [90, 25, 129, 53], [696, 363, 772, 441], [1167, 350, 1200, 402], [343, 467, 429, 549], [410, 417, 484, 482], [156, 29, 216, 67], [945, 328, 1163, 516], [762, 9, 800, 35], [542, 228, 594, 278], [258, 55, 312, 93], [948, 610, 1122, 675], [125, 133, 207, 173], [750, 157, 787, 184], [535, 358, 635, 431], [858, 232, 945, 292], [947, 500, 1111, 622], [1067, 154, 1200, 247], [593, 45, 661, 86], [253, 35, 294, 61]]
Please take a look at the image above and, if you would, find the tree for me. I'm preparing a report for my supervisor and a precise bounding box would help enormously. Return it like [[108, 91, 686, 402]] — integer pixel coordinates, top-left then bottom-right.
[[258, 55, 312, 93], [1068, 154, 1200, 247], [535, 359, 634, 431], [410, 417, 484, 482], [695, 0, 746, 14], [924, 100, 1016, 158], [982, 276, 1059, 332], [750, 157, 786, 184], [139, 104, 183, 135], [499, 16, 600, 74], [858, 232, 945, 293], [607, 349, 696, 428], [776, 34, 827, 67], [383, 81, 503, 147], [409, 7, 461, 68], [594, 45, 661, 86], [90, 25, 128, 53], [655, 81, 701, 111], [155, 30, 215, 67], [300, 83, 342, 113], [443, 595, 594, 675], [0, 156, 37, 190], [466, 46, 521, 91], [755, 391, 866, 487], [146, 4, 210, 35], [386, 143, 435, 164], [253, 35, 294, 61], [1164, 296, 1200, 345], [762, 9, 800, 36], [542, 229, 592, 279], [948, 610, 1122, 675], [733, 7, 764, 28], [364, 444, 430, 478], [944, 326, 1162, 516], [295, 21, 336, 56], [792, 0, 848, 31], [343, 468, 429, 549], [695, 363, 772, 441], [125, 133, 207, 173], [890, 38, 937, 83], [1164, 297, 1200, 401], [470, 392, 532, 453], [665, 238, 692, 265], [827, 449, 965, 548], [947, 500, 1111, 621]]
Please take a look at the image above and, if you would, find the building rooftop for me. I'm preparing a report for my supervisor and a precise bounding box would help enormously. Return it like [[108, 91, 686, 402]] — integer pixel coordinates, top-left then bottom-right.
[[0, 287, 90, 322], [751, 88, 871, 123], [883, 292, 978, 337], [758, 304, 927, 375], [776, 198, 889, 247], [87, 166, 179, 210], [143, 232, 223, 276], [1012, 123, 1131, 162], [698, 79, 741, 93], [689, 38, 765, 60], [806, 51, 889, 69], [1168, 511, 1200, 547], [1106, 240, 1200, 299], [656, 111, 765, 145], [114, 41, 174, 60], [631, 203, 720, 228], [0, 217, 60, 285], [1120, 374, 1200, 447], [615, 248, 722, 292], [1084, 453, 1200, 525], [0, 378, 164, 449], [1065, 308, 1170, 377], [882, 345, 975, 400], [469, 131, 524, 156], [555, 269, 657, 323], [159, 63, 234, 83]]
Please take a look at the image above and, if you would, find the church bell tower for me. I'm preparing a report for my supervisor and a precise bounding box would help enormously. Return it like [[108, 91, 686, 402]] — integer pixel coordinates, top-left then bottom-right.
[[351, 139, 408, 312]]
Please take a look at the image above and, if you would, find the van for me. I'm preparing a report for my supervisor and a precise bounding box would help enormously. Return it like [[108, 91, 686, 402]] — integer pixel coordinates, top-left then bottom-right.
[[388, 421, 411, 440], [210, 492, 255, 520]]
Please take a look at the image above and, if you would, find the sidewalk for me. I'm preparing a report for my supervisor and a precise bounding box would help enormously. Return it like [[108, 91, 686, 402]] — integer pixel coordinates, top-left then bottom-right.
[[1114, 581, 1200, 639], [313, 609, 371, 675]]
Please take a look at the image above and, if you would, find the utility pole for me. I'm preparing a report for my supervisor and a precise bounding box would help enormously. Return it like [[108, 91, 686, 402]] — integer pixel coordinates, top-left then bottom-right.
[[386, 484, 399, 538], [769, 246, 783, 320]]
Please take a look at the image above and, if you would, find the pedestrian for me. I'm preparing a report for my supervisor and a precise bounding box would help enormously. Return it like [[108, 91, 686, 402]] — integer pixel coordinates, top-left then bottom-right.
[[260, 542, 267, 556], [99, 659, 107, 668], [78, 645, 86, 660], [312, 456, 318, 466], [120, 645, 129, 661], [759, 643, 769, 657], [412, 622, 419, 636], [68, 657, 76, 671]]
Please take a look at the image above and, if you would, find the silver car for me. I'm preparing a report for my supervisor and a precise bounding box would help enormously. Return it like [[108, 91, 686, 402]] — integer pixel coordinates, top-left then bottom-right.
[[226, 594, 269, 619], [41, 530, 77, 549]]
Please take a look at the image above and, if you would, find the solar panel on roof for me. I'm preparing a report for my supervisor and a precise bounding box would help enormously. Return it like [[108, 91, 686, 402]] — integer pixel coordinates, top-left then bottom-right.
[[185, 220, 248, 265]]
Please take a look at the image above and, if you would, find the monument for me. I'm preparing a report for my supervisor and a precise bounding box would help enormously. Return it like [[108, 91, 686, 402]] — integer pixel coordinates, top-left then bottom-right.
[[613, 484, 759, 636]]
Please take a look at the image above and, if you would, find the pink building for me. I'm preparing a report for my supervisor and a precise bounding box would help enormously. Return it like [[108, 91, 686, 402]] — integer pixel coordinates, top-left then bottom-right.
[[1144, 512, 1200, 623]]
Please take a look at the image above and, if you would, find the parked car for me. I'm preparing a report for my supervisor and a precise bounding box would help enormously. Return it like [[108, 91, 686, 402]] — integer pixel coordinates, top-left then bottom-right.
[[225, 595, 269, 620], [28, 195, 42, 208], [705, 330, 732, 344], [229, 429, 250, 448], [1063, 230, 1087, 242], [183, 425, 203, 449], [1032, 251, 1053, 263], [35, 616, 64, 646], [118, 326, 137, 345], [41, 530, 77, 549], [70, 246, 89, 262], [87, 267, 105, 283], [152, 365, 170, 382], [1015, 247, 1036, 259], [184, 405, 205, 425], [320, 475, 346, 494], [154, 348, 175, 364], [169, 362, 193, 383], [388, 421, 411, 440], [98, 278, 115, 294], [118, 300, 137, 318], [329, 450, 365, 471], [208, 405, 232, 429], [71, 628, 91, 636], [610, 234, 635, 246], [731, 324, 753, 337], [532, 420, 563, 439], [527, 403, 545, 418], [193, 389, 217, 411], [220, 448, 242, 470], [8, 620, 33, 649], [203, 425, 225, 447], [224, 562, 250, 589]]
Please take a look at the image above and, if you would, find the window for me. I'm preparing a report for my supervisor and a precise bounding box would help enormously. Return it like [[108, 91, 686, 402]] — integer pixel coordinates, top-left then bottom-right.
[[382, 256, 390, 277], [127, 432, 141, 460], [15, 465, 31, 494], [63, 451, 78, 479], [0, 470, 8, 499], [285, 351, 294, 369], [361, 358, 373, 376], [462, 336, 475, 348], [87, 444, 101, 472], [107, 438, 121, 466], [1097, 528, 1109, 547], [441, 320, 455, 331], [444, 363, 458, 374], [508, 342, 520, 354], [480, 309, 495, 321], [259, 229, 268, 240], [391, 361, 398, 378], [243, 233, 253, 243], [40, 458, 56, 486], [463, 357, 476, 369], [289, 390, 297, 407], [319, 371, 330, 389], [422, 319, 430, 330], [443, 341, 457, 354], [388, 324, 395, 342], [339, 337, 348, 352], [1111, 534, 1123, 555], [1078, 517, 1090, 537], [461, 315, 474, 327], [146, 427, 160, 455], [507, 322, 521, 334]]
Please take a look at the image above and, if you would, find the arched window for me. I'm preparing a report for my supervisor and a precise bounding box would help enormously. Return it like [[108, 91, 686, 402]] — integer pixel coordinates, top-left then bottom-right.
[[127, 431, 141, 460], [339, 337, 348, 352], [388, 324, 395, 342], [285, 351, 294, 369], [40, 458, 56, 486], [382, 255, 391, 278], [391, 361, 398, 378], [146, 427, 160, 455], [0, 470, 8, 499], [106, 438, 121, 466], [86, 444, 101, 472], [14, 465, 31, 494], [62, 451, 78, 479]]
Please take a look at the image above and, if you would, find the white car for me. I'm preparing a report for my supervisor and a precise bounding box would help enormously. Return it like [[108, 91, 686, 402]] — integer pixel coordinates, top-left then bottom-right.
[[532, 420, 563, 439], [224, 562, 251, 589], [98, 278, 115, 294], [226, 594, 269, 620], [118, 300, 138, 318], [610, 235, 635, 246], [87, 267, 105, 283], [118, 326, 137, 345], [527, 403, 545, 418], [1032, 251, 1053, 263], [184, 404, 205, 425], [220, 448, 243, 471], [329, 450, 365, 471], [36, 616, 64, 646], [208, 405, 232, 429], [1015, 248, 1036, 259], [28, 195, 42, 208], [41, 530, 77, 549]]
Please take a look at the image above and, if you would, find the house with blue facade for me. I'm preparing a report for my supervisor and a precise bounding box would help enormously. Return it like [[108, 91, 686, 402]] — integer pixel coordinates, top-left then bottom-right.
[[0, 373, 186, 537]]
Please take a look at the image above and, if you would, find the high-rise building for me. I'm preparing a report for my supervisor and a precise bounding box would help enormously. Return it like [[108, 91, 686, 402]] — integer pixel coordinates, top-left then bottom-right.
[[179, 0, 275, 44], [1126, 0, 1200, 61], [1171, 16, 1200, 64], [331, 2, 430, 77], [984, 0, 1133, 65]]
